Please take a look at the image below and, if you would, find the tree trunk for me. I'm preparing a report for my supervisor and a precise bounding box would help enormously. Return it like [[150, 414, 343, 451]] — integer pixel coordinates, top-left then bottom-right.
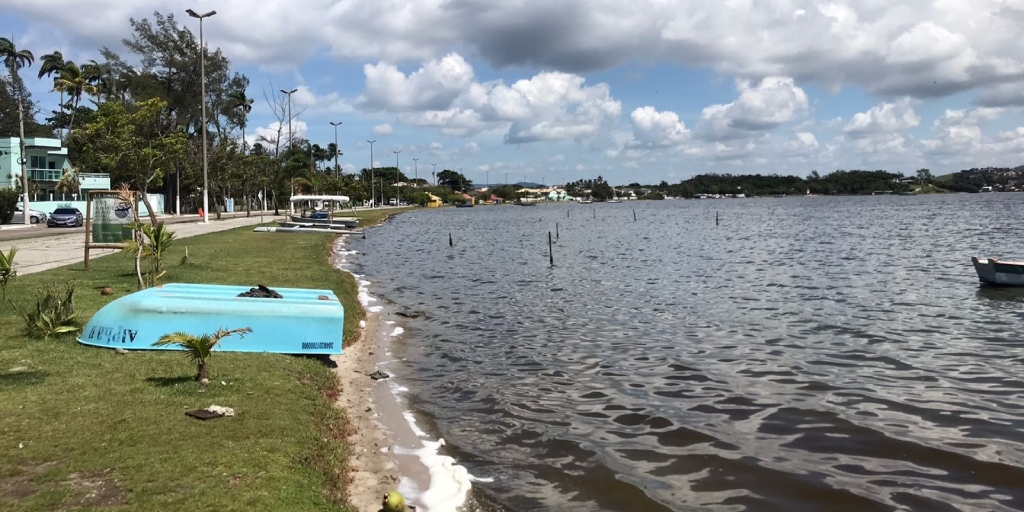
[[134, 229, 144, 290], [139, 189, 158, 226], [197, 360, 208, 381]]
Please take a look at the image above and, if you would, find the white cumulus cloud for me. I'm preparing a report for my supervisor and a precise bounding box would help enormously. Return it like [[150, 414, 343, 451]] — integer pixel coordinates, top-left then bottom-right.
[[629, 106, 690, 148], [697, 77, 809, 140]]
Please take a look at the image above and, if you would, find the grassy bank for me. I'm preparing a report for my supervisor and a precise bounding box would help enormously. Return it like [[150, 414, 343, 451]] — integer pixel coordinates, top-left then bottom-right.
[[0, 226, 370, 511]]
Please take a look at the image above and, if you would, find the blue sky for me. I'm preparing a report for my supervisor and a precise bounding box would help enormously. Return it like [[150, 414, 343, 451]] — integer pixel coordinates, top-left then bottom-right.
[[4, 1, 1024, 185]]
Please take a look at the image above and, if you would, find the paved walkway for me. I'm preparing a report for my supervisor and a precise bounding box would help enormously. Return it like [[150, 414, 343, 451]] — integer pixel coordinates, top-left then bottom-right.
[[0, 214, 283, 276]]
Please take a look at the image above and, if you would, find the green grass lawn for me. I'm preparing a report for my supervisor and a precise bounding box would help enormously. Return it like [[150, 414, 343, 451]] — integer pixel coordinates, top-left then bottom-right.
[[0, 226, 370, 511]]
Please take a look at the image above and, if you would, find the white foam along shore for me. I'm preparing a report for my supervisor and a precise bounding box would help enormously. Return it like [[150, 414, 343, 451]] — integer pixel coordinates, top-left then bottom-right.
[[332, 236, 482, 512]]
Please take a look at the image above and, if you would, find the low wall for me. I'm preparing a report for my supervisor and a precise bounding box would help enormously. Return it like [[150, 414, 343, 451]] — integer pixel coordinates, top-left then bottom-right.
[[26, 194, 165, 217]]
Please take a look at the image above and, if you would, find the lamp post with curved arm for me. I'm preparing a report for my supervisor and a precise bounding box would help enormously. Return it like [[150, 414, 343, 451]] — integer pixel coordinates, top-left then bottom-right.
[[330, 121, 342, 176], [367, 140, 376, 207], [187, 8, 217, 222]]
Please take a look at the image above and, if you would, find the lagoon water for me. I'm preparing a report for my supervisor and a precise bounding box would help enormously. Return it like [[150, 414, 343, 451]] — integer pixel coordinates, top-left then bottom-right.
[[349, 194, 1024, 511]]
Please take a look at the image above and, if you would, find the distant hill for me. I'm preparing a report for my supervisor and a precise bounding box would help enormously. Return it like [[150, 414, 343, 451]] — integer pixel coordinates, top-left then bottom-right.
[[514, 182, 544, 188]]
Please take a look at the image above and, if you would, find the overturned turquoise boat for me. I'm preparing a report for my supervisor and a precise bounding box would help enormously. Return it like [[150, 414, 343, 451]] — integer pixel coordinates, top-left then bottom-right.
[[78, 283, 344, 355]]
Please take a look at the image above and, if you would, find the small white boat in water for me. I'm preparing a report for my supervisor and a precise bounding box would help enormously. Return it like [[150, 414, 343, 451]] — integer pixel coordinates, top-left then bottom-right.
[[972, 257, 1024, 286]]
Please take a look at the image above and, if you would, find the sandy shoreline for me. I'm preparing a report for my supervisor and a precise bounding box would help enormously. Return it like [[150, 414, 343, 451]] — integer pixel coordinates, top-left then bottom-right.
[[330, 241, 437, 512]]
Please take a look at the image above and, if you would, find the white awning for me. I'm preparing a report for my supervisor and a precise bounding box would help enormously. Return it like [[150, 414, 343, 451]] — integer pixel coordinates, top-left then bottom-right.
[[289, 195, 350, 203]]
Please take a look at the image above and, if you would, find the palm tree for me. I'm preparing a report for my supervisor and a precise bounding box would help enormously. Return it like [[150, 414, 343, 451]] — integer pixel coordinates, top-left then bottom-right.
[[37, 50, 66, 137], [0, 37, 34, 84], [2, 37, 35, 225], [152, 327, 251, 382], [229, 90, 253, 154], [53, 62, 97, 135]]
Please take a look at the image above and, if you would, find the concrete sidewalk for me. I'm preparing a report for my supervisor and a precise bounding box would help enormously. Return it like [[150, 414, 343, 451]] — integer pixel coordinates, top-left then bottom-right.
[[0, 214, 283, 276]]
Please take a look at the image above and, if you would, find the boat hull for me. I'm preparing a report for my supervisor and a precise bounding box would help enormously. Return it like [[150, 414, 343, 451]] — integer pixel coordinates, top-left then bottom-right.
[[972, 257, 1024, 286], [255, 226, 362, 235], [287, 216, 358, 228], [78, 283, 344, 354]]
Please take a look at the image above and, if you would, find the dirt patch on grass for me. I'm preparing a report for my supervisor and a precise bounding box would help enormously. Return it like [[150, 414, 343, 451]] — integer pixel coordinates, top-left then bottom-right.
[[0, 463, 127, 508], [62, 470, 127, 509], [0, 469, 39, 500]]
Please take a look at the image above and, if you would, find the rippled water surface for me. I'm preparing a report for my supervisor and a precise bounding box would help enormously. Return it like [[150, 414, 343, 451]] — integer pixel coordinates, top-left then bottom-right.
[[349, 194, 1024, 511]]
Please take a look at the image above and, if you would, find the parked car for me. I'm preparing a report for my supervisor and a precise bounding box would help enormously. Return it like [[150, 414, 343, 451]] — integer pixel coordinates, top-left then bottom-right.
[[47, 207, 84, 228], [11, 207, 48, 224]]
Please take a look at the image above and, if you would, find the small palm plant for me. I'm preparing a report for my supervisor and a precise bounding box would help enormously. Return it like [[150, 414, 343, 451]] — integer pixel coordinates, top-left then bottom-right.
[[0, 247, 16, 303], [124, 221, 175, 277], [152, 327, 251, 382], [24, 282, 80, 339], [143, 221, 174, 273]]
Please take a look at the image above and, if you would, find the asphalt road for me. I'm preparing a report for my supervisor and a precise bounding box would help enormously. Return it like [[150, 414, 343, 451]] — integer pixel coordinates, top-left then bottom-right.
[[0, 213, 283, 276]]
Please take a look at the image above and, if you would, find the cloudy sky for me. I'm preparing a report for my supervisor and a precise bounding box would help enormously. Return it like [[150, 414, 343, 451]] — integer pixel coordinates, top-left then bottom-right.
[[4, 0, 1024, 185]]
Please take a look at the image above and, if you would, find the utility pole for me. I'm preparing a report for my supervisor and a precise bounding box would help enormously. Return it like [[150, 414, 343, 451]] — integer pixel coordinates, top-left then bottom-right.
[[17, 89, 29, 225], [505, 172, 508, 186], [413, 158, 419, 185], [431, 163, 437, 185]]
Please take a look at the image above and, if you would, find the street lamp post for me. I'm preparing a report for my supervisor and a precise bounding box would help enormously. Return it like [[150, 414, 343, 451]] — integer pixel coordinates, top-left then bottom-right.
[[412, 158, 419, 184], [330, 121, 342, 177], [485, 170, 490, 189], [281, 88, 297, 211], [393, 149, 401, 201], [187, 8, 217, 223], [367, 140, 376, 207]]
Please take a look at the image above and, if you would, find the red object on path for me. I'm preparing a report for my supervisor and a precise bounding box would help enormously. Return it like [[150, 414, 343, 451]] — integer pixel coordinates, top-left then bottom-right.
[[198, 208, 205, 218]]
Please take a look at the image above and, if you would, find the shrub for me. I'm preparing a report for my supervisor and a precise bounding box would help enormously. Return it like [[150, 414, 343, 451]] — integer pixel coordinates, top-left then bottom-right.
[[0, 188, 18, 224], [23, 282, 81, 339]]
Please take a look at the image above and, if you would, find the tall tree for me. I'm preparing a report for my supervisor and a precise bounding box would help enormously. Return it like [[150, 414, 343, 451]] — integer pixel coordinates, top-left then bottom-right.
[[37, 50, 66, 136], [0, 37, 34, 93], [76, 98, 186, 225], [117, 12, 247, 137], [1, 37, 35, 224], [53, 62, 97, 136], [436, 169, 473, 192], [228, 89, 252, 153]]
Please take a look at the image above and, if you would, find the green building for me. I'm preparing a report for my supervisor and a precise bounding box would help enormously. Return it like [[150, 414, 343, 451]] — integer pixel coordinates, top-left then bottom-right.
[[0, 137, 74, 197]]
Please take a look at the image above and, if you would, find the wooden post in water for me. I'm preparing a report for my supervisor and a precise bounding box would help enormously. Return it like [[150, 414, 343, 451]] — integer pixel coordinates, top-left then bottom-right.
[[716, 211, 719, 226], [593, 208, 596, 219], [567, 208, 570, 218], [449, 233, 453, 248], [633, 209, 637, 222], [556, 222, 559, 240], [548, 231, 554, 267]]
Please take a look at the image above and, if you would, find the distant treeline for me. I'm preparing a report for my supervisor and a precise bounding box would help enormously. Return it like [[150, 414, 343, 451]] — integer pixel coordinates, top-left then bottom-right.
[[638, 170, 909, 197], [933, 167, 1024, 193]]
